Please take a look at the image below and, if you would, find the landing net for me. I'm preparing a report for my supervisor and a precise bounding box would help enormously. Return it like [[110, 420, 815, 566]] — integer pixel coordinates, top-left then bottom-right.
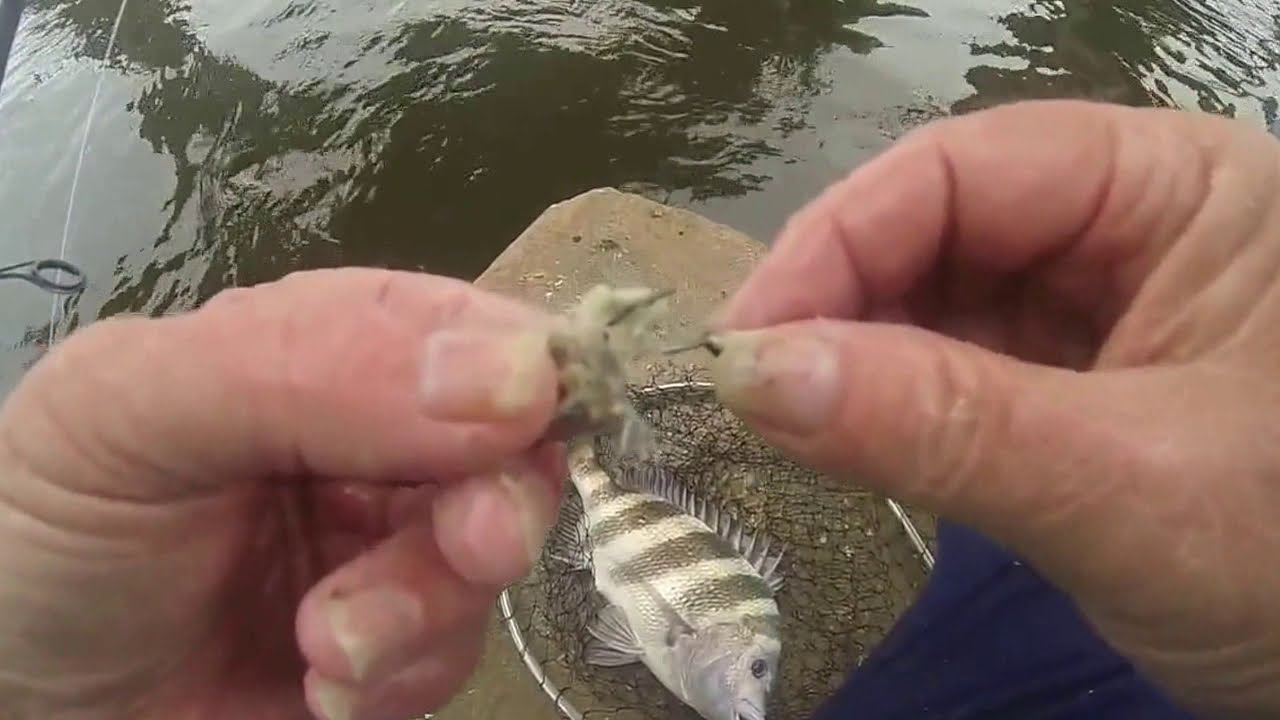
[[497, 376, 935, 720]]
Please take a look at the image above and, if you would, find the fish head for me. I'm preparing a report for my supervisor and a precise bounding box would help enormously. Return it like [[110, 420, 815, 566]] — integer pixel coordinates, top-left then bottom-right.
[[678, 620, 780, 720]]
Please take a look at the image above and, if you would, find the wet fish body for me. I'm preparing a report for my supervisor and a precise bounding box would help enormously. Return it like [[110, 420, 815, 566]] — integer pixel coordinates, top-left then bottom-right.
[[554, 441, 785, 720]]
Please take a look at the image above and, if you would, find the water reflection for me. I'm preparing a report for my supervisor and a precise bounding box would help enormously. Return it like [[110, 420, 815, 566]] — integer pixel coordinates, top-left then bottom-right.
[[12, 0, 933, 322], [952, 0, 1280, 115], [329, 3, 900, 278], [0, 0, 1278, 395]]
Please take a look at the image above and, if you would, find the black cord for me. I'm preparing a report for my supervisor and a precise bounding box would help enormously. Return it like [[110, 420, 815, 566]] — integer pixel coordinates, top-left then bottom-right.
[[0, 258, 86, 294], [0, 0, 25, 94]]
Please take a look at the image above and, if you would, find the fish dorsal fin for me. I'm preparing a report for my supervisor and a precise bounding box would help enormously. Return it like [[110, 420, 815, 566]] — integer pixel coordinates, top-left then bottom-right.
[[618, 463, 787, 594], [546, 486, 592, 571]]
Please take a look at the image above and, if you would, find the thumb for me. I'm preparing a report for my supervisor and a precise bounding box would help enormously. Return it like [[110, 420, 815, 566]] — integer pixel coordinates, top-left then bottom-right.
[[707, 319, 1135, 558]]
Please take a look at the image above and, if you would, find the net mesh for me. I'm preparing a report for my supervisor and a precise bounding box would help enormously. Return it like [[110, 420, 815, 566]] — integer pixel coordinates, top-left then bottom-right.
[[498, 374, 935, 720]]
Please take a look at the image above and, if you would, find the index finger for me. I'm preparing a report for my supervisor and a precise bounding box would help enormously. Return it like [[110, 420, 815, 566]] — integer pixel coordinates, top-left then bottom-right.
[[715, 99, 1233, 331], [3, 267, 562, 499]]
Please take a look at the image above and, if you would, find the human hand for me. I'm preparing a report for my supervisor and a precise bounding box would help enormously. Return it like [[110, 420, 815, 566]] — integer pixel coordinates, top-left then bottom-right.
[[0, 268, 564, 720], [707, 100, 1280, 720]]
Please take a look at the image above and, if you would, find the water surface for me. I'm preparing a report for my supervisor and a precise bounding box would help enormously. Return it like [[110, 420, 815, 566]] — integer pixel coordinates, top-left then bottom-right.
[[2, 0, 1278, 390]]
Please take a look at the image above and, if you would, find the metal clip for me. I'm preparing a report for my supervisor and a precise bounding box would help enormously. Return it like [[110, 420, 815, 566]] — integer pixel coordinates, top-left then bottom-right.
[[661, 332, 724, 357]]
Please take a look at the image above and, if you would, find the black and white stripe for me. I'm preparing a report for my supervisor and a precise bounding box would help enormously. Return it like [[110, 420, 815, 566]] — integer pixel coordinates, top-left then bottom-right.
[[569, 441, 783, 657]]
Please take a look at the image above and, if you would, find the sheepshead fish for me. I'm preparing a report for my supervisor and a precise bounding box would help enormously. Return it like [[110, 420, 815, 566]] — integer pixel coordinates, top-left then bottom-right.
[[552, 439, 786, 720]]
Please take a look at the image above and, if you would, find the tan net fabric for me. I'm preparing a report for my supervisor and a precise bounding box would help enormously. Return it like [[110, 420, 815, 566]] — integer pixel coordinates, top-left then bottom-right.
[[498, 377, 935, 720]]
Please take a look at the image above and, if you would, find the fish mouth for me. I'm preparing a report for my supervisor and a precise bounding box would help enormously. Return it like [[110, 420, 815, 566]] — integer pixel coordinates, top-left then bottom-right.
[[734, 700, 766, 720]]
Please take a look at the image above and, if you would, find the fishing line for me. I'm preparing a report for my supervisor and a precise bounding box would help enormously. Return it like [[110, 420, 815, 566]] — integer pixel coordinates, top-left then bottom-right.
[[0, 0, 103, 345], [46, 0, 128, 345]]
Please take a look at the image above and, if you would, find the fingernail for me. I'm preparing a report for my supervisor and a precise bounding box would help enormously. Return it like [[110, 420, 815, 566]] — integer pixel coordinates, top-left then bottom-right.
[[710, 329, 840, 434], [419, 330, 550, 421], [311, 676, 356, 720], [326, 586, 424, 681], [434, 468, 556, 586]]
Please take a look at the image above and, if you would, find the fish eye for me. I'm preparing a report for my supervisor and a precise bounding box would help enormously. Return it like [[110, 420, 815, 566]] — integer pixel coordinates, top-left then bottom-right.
[[750, 659, 767, 678]]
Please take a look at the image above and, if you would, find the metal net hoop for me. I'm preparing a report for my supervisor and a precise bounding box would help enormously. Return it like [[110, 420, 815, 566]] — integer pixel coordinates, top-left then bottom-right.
[[497, 378, 935, 720]]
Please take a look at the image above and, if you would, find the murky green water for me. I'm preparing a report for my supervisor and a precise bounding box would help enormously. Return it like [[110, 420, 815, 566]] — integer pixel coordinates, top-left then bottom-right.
[[1, 0, 1278, 391]]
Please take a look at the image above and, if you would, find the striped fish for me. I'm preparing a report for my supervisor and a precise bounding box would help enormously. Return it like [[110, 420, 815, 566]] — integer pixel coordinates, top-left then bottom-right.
[[552, 439, 786, 720]]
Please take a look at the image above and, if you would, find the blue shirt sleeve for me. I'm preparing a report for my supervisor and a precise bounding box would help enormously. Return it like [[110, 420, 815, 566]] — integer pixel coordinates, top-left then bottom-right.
[[809, 520, 1201, 720]]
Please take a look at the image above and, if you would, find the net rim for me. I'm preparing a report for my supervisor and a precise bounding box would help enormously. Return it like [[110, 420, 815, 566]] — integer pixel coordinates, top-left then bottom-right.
[[494, 378, 936, 720]]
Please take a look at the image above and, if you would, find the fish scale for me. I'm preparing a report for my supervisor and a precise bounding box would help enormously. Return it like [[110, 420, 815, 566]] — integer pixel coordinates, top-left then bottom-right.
[[610, 532, 743, 585], [582, 479, 767, 614], [554, 438, 786, 720], [591, 499, 685, 545]]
